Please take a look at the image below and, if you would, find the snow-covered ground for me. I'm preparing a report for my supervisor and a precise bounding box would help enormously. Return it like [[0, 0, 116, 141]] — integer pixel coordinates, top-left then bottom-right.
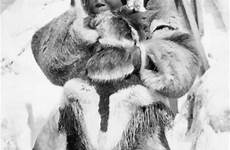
[[166, 1, 230, 149], [1, 0, 69, 149], [1, 0, 229, 150]]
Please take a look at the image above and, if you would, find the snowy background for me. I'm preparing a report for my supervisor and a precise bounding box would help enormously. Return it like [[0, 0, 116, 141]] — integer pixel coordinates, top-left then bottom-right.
[[1, 0, 229, 149]]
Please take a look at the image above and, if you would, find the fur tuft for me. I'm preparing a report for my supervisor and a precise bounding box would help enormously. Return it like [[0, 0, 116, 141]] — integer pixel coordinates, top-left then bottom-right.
[[59, 102, 91, 150], [86, 47, 136, 81], [141, 32, 200, 98], [127, 0, 146, 12], [117, 101, 174, 150]]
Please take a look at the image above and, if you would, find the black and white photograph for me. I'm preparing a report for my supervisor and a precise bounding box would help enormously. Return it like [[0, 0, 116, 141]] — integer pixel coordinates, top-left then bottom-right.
[[1, 0, 229, 149]]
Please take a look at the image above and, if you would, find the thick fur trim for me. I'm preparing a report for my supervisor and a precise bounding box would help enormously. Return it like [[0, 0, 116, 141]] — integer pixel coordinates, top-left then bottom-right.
[[34, 79, 174, 150], [141, 32, 200, 98], [86, 47, 137, 82], [58, 102, 91, 150], [63, 78, 101, 148], [90, 11, 134, 43], [117, 101, 174, 150]]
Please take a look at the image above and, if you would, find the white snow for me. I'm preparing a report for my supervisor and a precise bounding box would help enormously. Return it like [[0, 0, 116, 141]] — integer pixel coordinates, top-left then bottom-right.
[[1, 0, 69, 149], [167, 0, 230, 149]]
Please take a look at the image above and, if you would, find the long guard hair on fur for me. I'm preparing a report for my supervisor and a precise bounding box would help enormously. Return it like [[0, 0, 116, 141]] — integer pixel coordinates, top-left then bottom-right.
[[58, 99, 91, 150], [58, 97, 174, 150], [116, 101, 174, 150], [54, 90, 175, 150]]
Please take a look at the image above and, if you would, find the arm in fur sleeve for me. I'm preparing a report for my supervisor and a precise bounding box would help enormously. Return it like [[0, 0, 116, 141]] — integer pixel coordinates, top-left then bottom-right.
[[141, 30, 201, 98], [31, 9, 99, 86]]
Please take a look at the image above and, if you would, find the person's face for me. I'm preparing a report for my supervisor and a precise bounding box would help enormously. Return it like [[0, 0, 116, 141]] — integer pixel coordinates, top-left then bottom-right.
[[85, 0, 124, 15]]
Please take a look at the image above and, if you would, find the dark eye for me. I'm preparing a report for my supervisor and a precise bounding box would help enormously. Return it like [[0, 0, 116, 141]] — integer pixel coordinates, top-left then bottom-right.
[[153, 25, 175, 32], [81, 0, 87, 6], [71, 0, 74, 6], [145, 56, 159, 72], [121, 0, 127, 5], [144, 0, 150, 7], [95, 2, 106, 8]]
